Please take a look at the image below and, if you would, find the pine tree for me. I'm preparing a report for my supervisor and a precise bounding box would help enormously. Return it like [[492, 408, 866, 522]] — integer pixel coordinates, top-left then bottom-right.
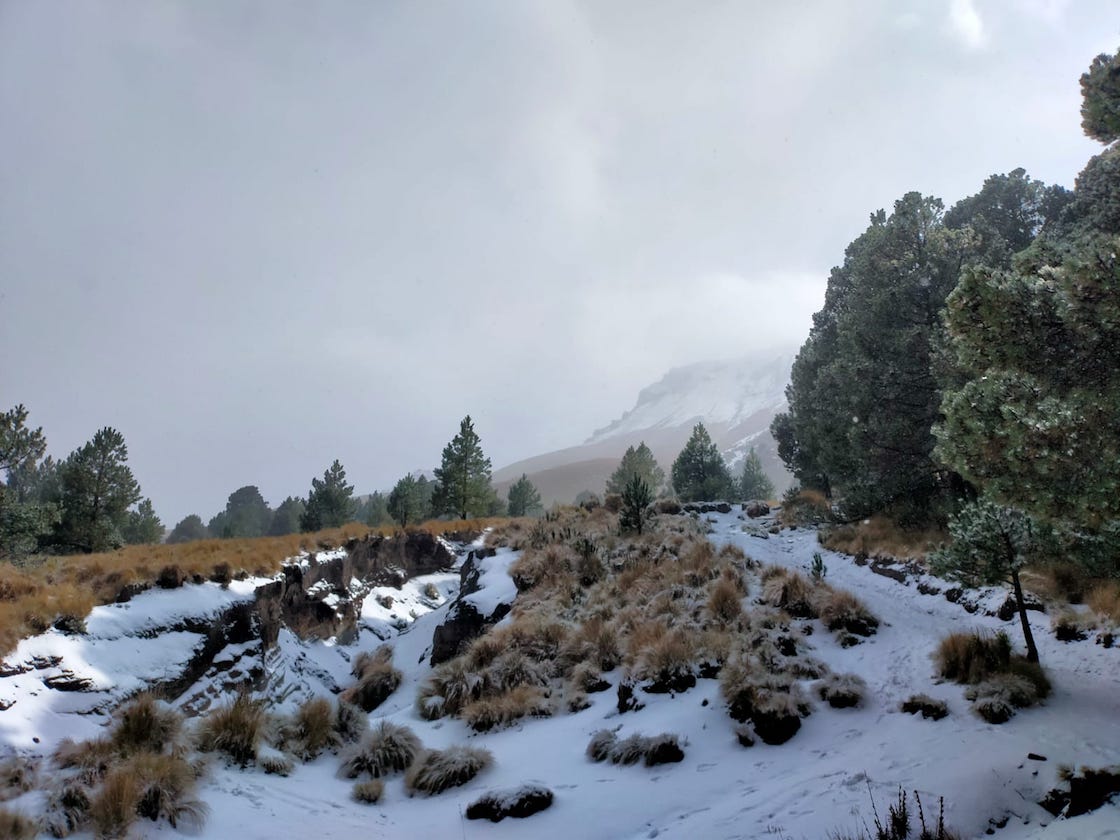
[[431, 416, 494, 520], [210, 486, 272, 539], [301, 460, 356, 531], [0, 405, 57, 558], [360, 491, 391, 528], [507, 474, 542, 517], [55, 427, 142, 553], [619, 475, 653, 534], [1080, 48, 1120, 144], [671, 423, 735, 502], [931, 499, 1043, 663], [168, 514, 210, 544], [388, 474, 423, 527], [739, 447, 775, 501], [605, 442, 665, 496], [268, 496, 306, 536], [121, 498, 163, 545]]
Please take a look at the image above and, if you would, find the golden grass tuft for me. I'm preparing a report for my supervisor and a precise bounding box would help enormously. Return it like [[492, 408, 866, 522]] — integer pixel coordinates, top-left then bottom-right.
[[405, 745, 493, 795], [341, 646, 402, 712], [935, 631, 1011, 685], [289, 696, 339, 760], [352, 779, 384, 804], [461, 685, 552, 732], [110, 694, 183, 756], [339, 720, 422, 780], [196, 693, 267, 766], [707, 577, 745, 625], [0, 806, 38, 840], [820, 515, 945, 560], [1087, 581, 1120, 624]]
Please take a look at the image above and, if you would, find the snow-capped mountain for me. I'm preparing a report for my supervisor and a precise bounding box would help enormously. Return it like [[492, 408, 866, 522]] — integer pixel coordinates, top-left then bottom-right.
[[586, 353, 792, 445], [493, 351, 794, 503]]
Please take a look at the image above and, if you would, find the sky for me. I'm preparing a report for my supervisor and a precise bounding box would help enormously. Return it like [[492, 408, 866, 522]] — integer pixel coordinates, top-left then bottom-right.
[[1, 1, 1118, 525]]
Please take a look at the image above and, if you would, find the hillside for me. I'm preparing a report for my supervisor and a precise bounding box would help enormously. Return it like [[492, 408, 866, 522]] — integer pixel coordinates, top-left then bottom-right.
[[0, 508, 1116, 838], [494, 352, 794, 503]]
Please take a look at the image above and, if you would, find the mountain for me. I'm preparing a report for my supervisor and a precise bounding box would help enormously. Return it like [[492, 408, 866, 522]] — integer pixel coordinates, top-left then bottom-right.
[[494, 352, 794, 504]]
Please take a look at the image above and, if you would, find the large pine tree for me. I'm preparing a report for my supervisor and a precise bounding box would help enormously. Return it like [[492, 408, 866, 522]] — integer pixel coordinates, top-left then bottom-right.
[[432, 416, 495, 520], [671, 423, 735, 502], [301, 460, 356, 531], [55, 427, 142, 553]]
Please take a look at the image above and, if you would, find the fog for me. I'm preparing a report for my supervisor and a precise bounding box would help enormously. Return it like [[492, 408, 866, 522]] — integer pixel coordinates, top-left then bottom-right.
[[1, 1, 1116, 523]]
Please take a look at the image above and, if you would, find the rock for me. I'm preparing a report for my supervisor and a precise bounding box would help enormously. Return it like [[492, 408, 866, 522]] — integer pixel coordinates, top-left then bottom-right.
[[43, 672, 95, 692], [1068, 767, 1120, 817], [1038, 788, 1070, 817], [617, 680, 645, 714], [1027, 753, 1047, 762], [429, 549, 512, 666], [643, 735, 685, 765], [869, 560, 908, 584], [466, 784, 554, 822], [641, 671, 697, 695], [655, 499, 682, 515], [752, 708, 801, 745], [1097, 630, 1115, 648], [993, 592, 1046, 622], [744, 501, 770, 518], [917, 581, 942, 596]]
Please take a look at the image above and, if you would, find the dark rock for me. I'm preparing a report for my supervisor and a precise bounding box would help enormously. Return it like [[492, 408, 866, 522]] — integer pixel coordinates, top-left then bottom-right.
[[744, 501, 771, 518], [917, 581, 942, 596], [1027, 753, 1047, 762], [0, 699, 13, 711], [944, 587, 963, 603], [735, 725, 755, 747], [641, 671, 696, 695], [115, 582, 150, 603], [1054, 623, 1088, 643], [655, 499, 682, 515], [43, 672, 95, 692], [1039, 788, 1070, 817], [466, 785, 554, 822], [429, 548, 511, 666], [697, 661, 722, 680], [617, 680, 644, 714], [0, 661, 31, 677], [156, 565, 185, 589], [644, 736, 685, 765], [1068, 767, 1120, 817], [869, 560, 908, 584], [993, 592, 1046, 622], [853, 551, 869, 566], [29, 655, 62, 670], [1097, 631, 1115, 648], [52, 614, 86, 635], [584, 676, 611, 694], [714, 502, 732, 514]]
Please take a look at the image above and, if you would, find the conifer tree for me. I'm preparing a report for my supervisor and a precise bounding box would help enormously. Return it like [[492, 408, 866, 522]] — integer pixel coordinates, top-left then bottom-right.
[[301, 460, 356, 531], [671, 423, 735, 502], [360, 491, 391, 528], [122, 498, 163, 545], [388, 474, 424, 527], [606, 442, 665, 496], [619, 475, 653, 534], [739, 447, 775, 501], [55, 427, 142, 553], [0, 405, 57, 558], [210, 485, 272, 539], [168, 514, 210, 544], [268, 497, 306, 536], [431, 416, 494, 520], [506, 474, 542, 517]]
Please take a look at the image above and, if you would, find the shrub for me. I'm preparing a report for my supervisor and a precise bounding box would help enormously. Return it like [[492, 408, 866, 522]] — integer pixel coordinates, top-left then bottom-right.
[[707, 577, 745, 625], [339, 721, 421, 780], [466, 784, 555, 821], [290, 696, 339, 760], [0, 808, 37, 840], [196, 693, 266, 766], [54, 738, 115, 786], [423, 582, 441, 600], [405, 745, 493, 795], [817, 589, 879, 637], [42, 781, 91, 837], [641, 733, 685, 766], [342, 648, 403, 713], [760, 569, 817, 618], [110, 694, 183, 756], [1051, 609, 1091, 642], [817, 673, 866, 709], [608, 733, 647, 765], [750, 690, 807, 745], [90, 767, 140, 839], [462, 686, 551, 732], [129, 752, 207, 829], [0, 756, 37, 801], [586, 730, 617, 762], [333, 699, 368, 744], [352, 779, 384, 804], [934, 631, 1011, 684], [1087, 581, 1120, 624], [416, 658, 485, 720], [900, 694, 948, 720], [829, 787, 960, 840], [155, 565, 184, 589], [633, 629, 697, 693], [569, 661, 610, 694]]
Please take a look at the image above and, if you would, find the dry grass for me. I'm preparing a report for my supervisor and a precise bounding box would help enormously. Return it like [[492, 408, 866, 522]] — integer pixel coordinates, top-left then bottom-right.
[[934, 631, 1011, 685], [816, 673, 866, 708], [54, 738, 116, 787], [936, 631, 1050, 723], [816, 589, 879, 637], [900, 694, 949, 720], [89, 767, 140, 839], [42, 781, 92, 837], [0, 516, 511, 656], [404, 745, 493, 796], [820, 515, 945, 559], [461, 685, 552, 732], [339, 721, 422, 780], [760, 569, 817, 618], [779, 488, 831, 526], [707, 577, 745, 625], [0, 807, 38, 840], [1087, 581, 1120, 624], [196, 693, 267, 766], [352, 779, 384, 804], [109, 694, 183, 756], [341, 646, 402, 712], [288, 696, 339, 760], [0, 756, 37, 802]]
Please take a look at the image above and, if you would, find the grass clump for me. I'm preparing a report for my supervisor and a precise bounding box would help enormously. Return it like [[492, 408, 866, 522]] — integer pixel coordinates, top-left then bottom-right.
[[196, 693, 267, 766], [287, 696, 339, 760], [817, 673, 866, 709], [404, 745, 493, 795], [461, 685, 552, 732], [1087, 581, 1120, 624], [585, 731, 685, 766], [342, 645, 402, 713], [109, 694, 183, 756], [0, 756, 37, 801], [0, 807, 38, 840], [42, 781, 92, 837], [817, 589, 879, 637], [935, 630, 1050, 724], [934, 631, 1011, 684], [339, 721, 421, 780], [351, 779, 384, 804], [900, 694, 948, 721]]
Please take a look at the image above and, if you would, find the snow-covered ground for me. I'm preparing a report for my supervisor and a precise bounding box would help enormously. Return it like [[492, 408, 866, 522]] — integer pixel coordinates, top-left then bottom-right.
[[2, 517, 1117, 839]]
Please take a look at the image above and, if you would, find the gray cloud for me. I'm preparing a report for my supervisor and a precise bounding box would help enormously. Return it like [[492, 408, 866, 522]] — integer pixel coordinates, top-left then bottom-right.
[[2, 1, 1117, 524]]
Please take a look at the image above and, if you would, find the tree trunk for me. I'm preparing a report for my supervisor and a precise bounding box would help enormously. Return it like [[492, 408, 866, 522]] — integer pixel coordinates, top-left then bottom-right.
[[1011, 567, 1040, 664]]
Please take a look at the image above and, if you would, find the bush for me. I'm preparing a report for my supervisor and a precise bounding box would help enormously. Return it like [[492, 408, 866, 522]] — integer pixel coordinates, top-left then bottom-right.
[[339, 721, 421, 780], [405, 745, 493, 795], [707, 577, 745, 625], [290, 696, 339, 760], [817, 589, 879, 637], [466, 784, 554, 822], [196, 693, 266, 766], [89, 767, 140, 839], [155, 565, 184, 589], [462, 686, 551, 732], [342, 647, 403, 713], [586, 730, 617, 762], [0, 808, 38, 840], [129, 752, 207, 829], [53, 738, 115, 787], [0, 756, 37, 801], [760, 569, 817, 618], [934, 631, 1011, 684], [900, 694, 948, 720], [258, 749, 294, 777], [586, 731, 685, 766], [641, 733, 685, 766], [1051, 609, 1091, 642], [416, 658, 486, 720], [1087, 581, 1120, 623], [333, 699, 368, 744], [42, 781, 91, 837], [352, 779, 384, 804], [817, 673, 866, 709], [110, 694, 183, 756]]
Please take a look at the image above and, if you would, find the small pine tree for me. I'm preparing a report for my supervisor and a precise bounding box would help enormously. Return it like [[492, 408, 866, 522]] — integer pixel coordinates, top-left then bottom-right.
[[167, 514, 210, 544], [361, 491, 392, 528], [619, 476, 653, 535], [388, 474, 422, 528], [268, 496, 306, 536], [121, 498, 163, 545], [739, 447, 775, 501], [431, 416, 494, 520], [55, 427, 142, 553], [606, 442, 665, 496], [210, 486, 272, 539], [671, 423, 735, 502], [301, 460, 356, 531], [931, 498, 1043, 663], [506, 474, 542, 517]]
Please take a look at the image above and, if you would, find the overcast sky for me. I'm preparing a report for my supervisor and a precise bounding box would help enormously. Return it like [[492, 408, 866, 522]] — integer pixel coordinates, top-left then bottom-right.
[[1, 1, 1117, 525]]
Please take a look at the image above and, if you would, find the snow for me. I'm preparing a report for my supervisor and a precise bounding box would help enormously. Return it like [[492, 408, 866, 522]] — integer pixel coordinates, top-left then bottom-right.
[[3, 517, 1118, 839], [463, 546, 520, 617], [586, 354, 792, 444]]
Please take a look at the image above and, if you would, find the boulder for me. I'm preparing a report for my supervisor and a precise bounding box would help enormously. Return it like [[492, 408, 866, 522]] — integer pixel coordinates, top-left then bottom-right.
[[744, 501, 770, 518], [466, 785, 554, 822]]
